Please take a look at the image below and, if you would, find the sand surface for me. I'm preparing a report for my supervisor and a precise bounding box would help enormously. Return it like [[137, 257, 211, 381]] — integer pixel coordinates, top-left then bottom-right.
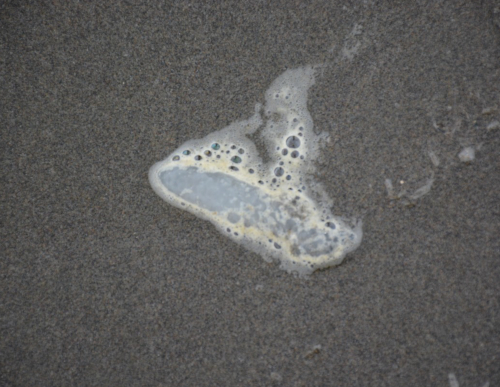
[[1, 2, 499, 386]]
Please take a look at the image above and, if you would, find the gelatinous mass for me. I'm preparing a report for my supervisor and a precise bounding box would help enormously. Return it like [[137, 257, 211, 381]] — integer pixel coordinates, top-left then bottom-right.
[[149, 66, 362, 276]]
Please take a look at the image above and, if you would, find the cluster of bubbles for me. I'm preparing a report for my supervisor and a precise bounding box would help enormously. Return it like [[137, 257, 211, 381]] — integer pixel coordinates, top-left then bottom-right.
[[172, 142, 249, 171], [171, 120, 306, 191]]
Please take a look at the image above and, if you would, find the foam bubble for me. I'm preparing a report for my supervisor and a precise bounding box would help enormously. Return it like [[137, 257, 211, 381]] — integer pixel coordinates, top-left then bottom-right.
[[149, 66, 362, 276]]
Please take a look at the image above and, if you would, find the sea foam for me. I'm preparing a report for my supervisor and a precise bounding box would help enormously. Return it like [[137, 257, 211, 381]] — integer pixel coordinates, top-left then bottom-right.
[[149, 67, 362, 276]]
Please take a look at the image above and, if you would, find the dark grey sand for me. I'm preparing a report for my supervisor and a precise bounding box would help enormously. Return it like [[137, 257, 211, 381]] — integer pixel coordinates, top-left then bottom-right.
[[1, 2, 499, 386]]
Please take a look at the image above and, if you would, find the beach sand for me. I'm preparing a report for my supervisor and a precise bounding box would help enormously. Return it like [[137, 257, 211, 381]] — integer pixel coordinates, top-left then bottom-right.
[[1, 2, 499, 386]]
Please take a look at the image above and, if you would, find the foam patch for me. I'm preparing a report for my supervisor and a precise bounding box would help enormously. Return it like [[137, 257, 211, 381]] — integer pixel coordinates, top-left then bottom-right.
[[149, 66, 362, 276]]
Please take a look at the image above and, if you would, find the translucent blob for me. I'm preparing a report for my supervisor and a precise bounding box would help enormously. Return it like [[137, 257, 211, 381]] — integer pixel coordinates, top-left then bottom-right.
[[227, 212, 241, 224], [149, 66, 362, 276]]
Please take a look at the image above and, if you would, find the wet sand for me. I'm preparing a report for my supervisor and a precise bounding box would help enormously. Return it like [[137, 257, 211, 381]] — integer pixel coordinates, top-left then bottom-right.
[[1, 2, 499, 386]]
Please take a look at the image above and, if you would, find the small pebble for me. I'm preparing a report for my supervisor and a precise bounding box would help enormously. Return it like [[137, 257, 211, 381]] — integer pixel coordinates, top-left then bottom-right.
[[458, 147, 475, 162], [270, 372, 282, 382], [428, 150, 440, 167], [481, 107, 497, 115], [486, 120, 499, 131]]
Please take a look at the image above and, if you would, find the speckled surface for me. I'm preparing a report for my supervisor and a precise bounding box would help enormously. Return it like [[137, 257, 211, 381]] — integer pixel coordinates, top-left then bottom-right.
[[1, 2, 499, 386]]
